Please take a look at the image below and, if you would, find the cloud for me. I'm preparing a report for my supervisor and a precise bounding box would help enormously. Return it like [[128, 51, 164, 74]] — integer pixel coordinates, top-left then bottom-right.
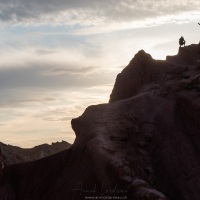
[[0, 123, 7, 126], [0, 0, 199, 27], [42, 116, 72, 122], [35, 50, 57, 55], [0, 63, 113, 91], [0, 93, 58, 109], [41, 66, 97, 76], [9, 97, 57, 105]]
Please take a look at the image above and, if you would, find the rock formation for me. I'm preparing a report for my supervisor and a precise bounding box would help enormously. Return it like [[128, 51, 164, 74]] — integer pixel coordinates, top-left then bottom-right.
[[0, 141, 70, 165], [1, 43, 200, 200]]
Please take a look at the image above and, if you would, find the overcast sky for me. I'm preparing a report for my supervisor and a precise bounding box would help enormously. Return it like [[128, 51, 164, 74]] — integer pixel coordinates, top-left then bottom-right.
[[0, 0, 200, 147]]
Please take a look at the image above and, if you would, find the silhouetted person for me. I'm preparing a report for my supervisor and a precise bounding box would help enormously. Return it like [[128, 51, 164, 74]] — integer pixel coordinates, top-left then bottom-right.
[[179, 36, 186, 47]]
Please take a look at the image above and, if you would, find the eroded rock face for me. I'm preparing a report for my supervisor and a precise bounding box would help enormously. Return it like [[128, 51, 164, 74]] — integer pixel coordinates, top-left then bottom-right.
[[1, 44, 200, 200]]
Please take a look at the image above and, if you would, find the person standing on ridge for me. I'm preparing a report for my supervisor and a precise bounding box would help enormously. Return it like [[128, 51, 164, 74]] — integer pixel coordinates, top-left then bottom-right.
[[179, 36, 186, 47]]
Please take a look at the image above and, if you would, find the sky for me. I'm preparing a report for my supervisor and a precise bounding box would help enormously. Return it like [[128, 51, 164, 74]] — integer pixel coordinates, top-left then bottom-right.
[[0, 0, 200, 147]]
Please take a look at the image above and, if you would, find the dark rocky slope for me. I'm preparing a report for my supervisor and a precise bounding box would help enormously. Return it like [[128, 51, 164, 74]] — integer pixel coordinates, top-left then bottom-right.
[[0, 141, 71, 165], [1, 44, 200, 200]]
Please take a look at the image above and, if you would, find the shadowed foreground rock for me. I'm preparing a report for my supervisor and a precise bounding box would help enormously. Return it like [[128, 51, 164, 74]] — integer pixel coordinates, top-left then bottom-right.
[[1, 44, 200, 200]]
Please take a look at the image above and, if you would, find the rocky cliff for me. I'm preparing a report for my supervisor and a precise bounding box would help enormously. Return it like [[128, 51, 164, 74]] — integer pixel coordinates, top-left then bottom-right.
[[0, 141, 71, 166], [1, 43, 200, 200]]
